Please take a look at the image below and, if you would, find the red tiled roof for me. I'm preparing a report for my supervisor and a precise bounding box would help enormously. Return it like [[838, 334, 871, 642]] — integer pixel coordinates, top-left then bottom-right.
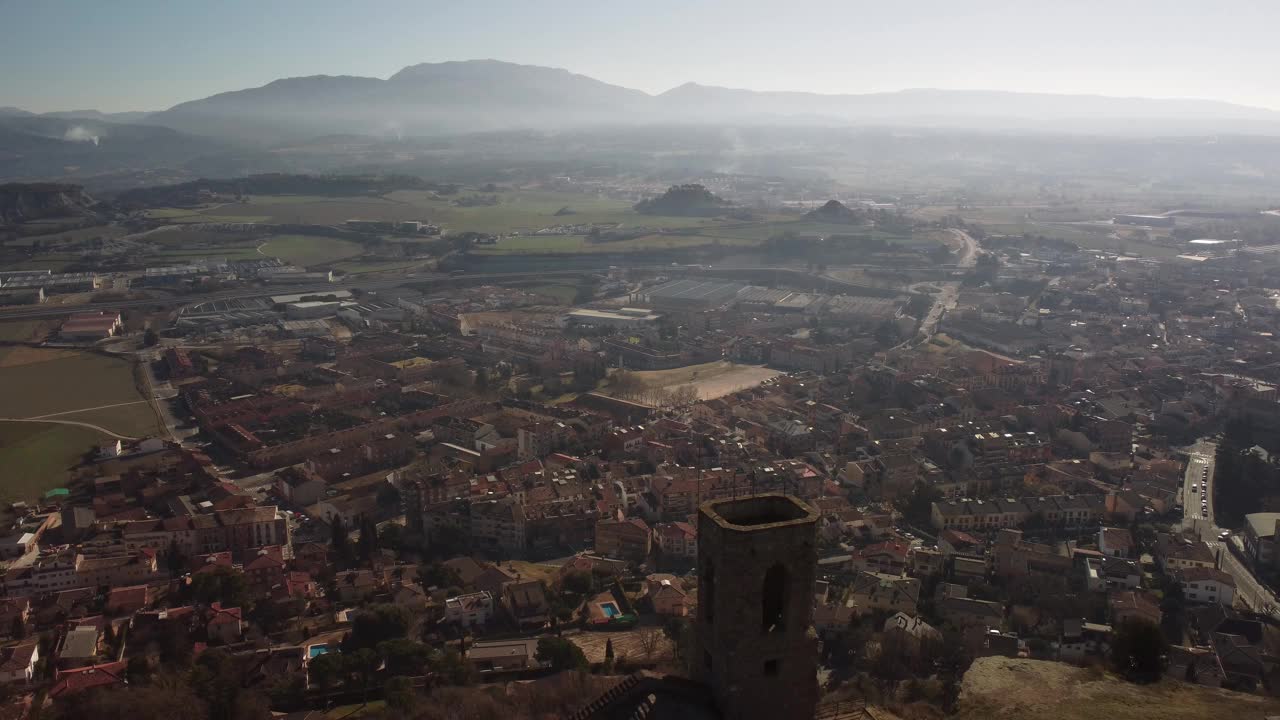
[[49, 661, 127, 698]]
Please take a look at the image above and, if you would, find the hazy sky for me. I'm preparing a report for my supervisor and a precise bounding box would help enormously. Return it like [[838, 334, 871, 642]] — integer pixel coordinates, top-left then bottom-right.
[[4, 0, 1280, 113]]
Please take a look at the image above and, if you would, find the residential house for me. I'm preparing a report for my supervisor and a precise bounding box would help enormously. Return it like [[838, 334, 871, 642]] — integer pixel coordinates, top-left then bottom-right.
[[1165, 645, 1225, 688], [653, 522, 697, 560], [57, 626, 100, 669], [1109, 589, 1162, 627], [445, 591, 494, 627], [939, 596, 1004, 629], [595, 518, 652, 562], [48, 660, 128, 700], [909, 547, 944, 577], [0, 597, 30, 637], [466, 638, 546, 675], [1243, 513, 1280, 570], [848, 541, 910, 576], [1178, 567, 1237, 606], [1213, 632, 1266, 691], [333, 569, 379, 604], [206, 603, 243, 644], [1157, 533, 1217, 573], [276, 467, 328, 507], [1058, 618, 1112, 662], [0, 642, 39, 684], [847, 572, 920, 616], [471, 497, 527, 557], [882, 613, 942, 658], [104, 585, 152, 616], [644, 574, 690, 618], [1098, 527, 1136, 558], [1099, 557, 1142, 589], [966, 627, 1021, 658], [502, 581, 551, 629]]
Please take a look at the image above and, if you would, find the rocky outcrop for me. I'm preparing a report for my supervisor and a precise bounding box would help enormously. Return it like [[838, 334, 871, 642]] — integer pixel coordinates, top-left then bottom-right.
[[0, 183, 95, 224]]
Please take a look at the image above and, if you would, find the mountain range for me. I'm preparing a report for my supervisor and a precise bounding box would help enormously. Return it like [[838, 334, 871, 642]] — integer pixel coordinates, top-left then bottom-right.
[[48, 59, 1280, 142], [7, 60, 1280, 189]]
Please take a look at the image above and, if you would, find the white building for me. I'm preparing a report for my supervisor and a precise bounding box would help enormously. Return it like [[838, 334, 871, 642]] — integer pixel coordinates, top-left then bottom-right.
[[444, 591, 494, 627], [1178, 566, 1236, 606]]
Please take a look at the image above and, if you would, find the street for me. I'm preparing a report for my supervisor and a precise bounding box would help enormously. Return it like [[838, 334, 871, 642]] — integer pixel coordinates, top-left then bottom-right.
[[1180, 439, 1279, 617]]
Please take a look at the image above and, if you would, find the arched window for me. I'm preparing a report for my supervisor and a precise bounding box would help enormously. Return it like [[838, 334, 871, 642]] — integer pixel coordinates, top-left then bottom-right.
[[762, 563, 787, 632], [703, 561, 715, 624]]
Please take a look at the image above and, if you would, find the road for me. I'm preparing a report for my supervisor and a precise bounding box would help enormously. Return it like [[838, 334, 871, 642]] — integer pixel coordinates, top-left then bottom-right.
[[1181, 439, 1280, 617], [0, 417, 138, 440], [948, 228, 980, 269]]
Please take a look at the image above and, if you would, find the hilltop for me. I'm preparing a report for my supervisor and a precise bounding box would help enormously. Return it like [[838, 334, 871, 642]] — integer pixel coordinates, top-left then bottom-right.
[[805, 200, 865, 224], [957, 657, 1280, 720], [633, 184, 733, 217]]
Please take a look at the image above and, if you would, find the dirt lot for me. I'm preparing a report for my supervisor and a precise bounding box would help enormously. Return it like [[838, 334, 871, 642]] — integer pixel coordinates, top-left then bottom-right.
[[569, 627, 673, 664], [958, 656, 1280, 720], [630, 360, 781, 400]]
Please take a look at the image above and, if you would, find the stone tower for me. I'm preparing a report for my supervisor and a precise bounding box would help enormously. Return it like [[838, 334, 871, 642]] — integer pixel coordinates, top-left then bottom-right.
[[693, 493, 819, 720]]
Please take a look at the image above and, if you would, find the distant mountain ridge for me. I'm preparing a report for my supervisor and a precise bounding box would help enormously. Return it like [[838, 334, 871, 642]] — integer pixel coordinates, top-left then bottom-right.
[[134, 59, 1280, 141]]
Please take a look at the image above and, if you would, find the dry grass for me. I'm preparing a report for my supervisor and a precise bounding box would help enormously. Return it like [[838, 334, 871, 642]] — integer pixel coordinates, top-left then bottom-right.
[[958, 657, 1280, 720], [569, 627, 673, 664]]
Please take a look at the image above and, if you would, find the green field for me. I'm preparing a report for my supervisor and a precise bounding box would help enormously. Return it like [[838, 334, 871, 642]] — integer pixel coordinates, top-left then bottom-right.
[[0, 351, 157, 430], [259, 235, 365, 267], [0, 422, 106, 503], [526, 283, 580, 303]]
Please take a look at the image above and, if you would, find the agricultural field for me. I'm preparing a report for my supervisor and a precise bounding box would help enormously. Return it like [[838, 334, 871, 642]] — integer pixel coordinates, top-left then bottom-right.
[[0, 349, 159, 436], [0, 422, 106, 503], [525, 283, 580, 303], [258, 235, 365, 267]]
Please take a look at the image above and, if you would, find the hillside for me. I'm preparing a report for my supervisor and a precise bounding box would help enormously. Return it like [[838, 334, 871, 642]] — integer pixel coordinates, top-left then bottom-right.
[[112, 173, 433, 207], [0, 183, 96, 224], [958, 656, 1280, 720], [805, 200, 865, 224], [634, 184, 734, 216], [0, 115, 228, 183]]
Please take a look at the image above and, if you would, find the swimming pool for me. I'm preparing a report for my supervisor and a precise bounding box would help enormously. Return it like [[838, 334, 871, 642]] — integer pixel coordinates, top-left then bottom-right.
[[308, 645, 330, 659], [599, 602, 620, 618]]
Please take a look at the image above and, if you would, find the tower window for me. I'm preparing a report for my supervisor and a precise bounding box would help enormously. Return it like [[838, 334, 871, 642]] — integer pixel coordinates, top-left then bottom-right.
[[762, 563, 788, 633]]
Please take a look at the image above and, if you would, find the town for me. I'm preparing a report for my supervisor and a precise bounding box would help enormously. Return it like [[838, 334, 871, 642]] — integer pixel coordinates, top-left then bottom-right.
[[2, 168, 1280, 720]]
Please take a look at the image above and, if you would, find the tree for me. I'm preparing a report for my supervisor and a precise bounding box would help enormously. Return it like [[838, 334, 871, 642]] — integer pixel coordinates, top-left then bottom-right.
[[605, 638, 615, 661], [536, 637, 588, 671], [663, 617, 692, 662], [330, 516, 350, 564], [9, 617, 25, 640], [636, 628, 662, 660], [475, 367, 490, 393], [126, 656, 151, 685], [1111, 619, 1167, 683], [345, 604, 413, 651], [562, 569, 594, 596], [189, 566, 248, 609], [378, 638, 431, 676], [308, 652, 345, 691], [384, 675, 418, 713]]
